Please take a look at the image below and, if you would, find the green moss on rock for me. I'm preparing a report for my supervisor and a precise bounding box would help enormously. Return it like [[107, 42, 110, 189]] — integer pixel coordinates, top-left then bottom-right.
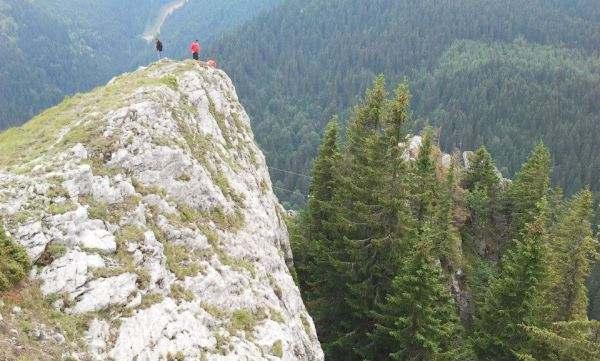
[[170, 283, 195, 302], [164, 243, 203, 280], [271, 340, 284, 358], [229, 309, 259, 334]]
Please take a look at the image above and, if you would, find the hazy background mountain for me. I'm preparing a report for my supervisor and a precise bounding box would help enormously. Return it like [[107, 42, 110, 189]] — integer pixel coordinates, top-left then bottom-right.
[[209, 0, 600, 208], [0, 0, 280, 129]]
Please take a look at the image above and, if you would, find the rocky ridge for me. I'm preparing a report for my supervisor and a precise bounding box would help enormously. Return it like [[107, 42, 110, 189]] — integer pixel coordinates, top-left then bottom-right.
[[0, 60, 323, 360]]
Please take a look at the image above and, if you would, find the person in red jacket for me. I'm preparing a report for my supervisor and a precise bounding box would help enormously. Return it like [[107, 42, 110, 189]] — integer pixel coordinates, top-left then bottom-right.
[[190, 40, 201, 60]]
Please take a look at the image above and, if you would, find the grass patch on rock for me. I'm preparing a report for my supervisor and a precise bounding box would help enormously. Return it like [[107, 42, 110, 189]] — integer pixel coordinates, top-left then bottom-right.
[[48, 201, 77, 215], [106, 225, 151, 289], [81, 195, 141, 225], [166, 351, 185, 361], [0, 282, 89, 359], [300, 313, 312, 336], [228, 309, 259, 334], [164, 243, 203, 280], [218, 250, 256, 278], [170, 284, 195, 302], [201, 302, 227, 319], [139, 293, 164, 310], [132, 179, 167, 197], [179, 204, 244, 233]]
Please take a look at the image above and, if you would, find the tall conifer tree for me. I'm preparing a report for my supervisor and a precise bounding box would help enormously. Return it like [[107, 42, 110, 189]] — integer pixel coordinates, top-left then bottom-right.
[[293, 119, 344, 350], [307, 119, 341, 240], [505, 143, 551, 239], [371, 226, 466, 361], [329, 76, 392, 358], [463, 146, 504, 260], [548, 190, 599, 322], [473, 202, 550, 360]]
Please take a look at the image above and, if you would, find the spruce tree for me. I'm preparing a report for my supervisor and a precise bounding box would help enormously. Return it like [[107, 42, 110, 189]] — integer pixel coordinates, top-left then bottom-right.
[[327, 75, 393, 358], [463, 146, 504, 260], [369, 127, 467, 360], [464, 146, 501, 193], [296, 119, 346, 350], [473, 202, 550, 360], [548, 189, 599, 322], [371, 227, 465, 361], [505, 143, 551, 239], [521, 321, 600, 361], [380, 83, 414, 237], [307, 119, 341, 240], [332, 77, 417, 359], [411, 129, 461, 263], [413, 129, 438, 223]]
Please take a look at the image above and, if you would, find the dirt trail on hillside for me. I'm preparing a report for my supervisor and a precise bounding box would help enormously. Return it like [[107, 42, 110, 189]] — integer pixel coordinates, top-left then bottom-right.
[[142, 0, 188, 42]]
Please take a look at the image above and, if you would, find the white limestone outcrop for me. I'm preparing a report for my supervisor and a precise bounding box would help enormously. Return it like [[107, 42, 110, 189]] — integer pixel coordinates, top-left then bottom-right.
[[0, 60, 323, 360]]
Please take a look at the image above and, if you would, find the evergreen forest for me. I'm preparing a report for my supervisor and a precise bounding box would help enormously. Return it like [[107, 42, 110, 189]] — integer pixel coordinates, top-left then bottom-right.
[[291, 77, 600, 360]]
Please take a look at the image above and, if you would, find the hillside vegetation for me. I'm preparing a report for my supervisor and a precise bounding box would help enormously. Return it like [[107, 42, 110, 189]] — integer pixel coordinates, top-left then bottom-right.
[[210, 0, 600, 208]]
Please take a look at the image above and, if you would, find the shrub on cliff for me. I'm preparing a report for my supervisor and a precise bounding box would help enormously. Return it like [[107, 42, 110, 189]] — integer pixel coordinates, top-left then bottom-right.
[[0, 221, 30, 292]]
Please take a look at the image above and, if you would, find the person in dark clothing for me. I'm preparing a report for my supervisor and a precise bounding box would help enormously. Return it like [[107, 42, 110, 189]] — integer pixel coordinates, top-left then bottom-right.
[[190, 40, 201, 60], [155, 39, 163, 59]]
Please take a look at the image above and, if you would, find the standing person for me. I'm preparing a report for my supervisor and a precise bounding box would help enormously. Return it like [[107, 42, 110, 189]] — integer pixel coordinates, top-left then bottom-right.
[[190, 40, 201, 60], [155, 38, 163, 59]]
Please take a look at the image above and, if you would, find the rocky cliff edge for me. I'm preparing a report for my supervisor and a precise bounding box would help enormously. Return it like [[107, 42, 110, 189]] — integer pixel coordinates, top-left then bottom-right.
[[0, 60, 324, 361]]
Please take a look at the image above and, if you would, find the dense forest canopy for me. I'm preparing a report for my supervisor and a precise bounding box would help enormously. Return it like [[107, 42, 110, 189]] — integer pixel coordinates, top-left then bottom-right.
[[412, 40, 600, 193], [290, 77, 600, 360], [209, 0, 600, 208]]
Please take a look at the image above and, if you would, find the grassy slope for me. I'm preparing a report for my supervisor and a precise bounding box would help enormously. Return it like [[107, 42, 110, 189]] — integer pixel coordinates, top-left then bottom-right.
[[0, 62, 189, 172]]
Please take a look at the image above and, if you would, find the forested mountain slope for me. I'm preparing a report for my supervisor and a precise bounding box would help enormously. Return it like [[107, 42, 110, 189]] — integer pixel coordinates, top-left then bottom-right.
[[159, 0, 281, 59], [412, 40, 600, 192], [0, 0, 155, 127], [0, 0, 280, 129], [210, 0, 600, 207]]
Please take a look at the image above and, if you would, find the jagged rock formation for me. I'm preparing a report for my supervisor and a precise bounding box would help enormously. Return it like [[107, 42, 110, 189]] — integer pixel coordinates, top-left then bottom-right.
[[0, 60, 323, 360], [402, 135, 511, 324]]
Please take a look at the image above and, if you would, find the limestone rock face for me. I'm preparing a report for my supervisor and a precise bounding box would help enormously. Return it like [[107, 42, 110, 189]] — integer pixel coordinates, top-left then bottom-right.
[[0, 60, 323, 360]]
